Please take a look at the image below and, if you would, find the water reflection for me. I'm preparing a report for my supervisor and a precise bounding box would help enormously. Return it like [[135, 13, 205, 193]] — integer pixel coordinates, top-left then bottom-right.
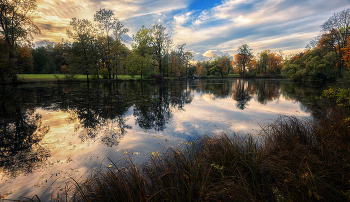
[[0, 86, 50, 178], [0, 79, 331, 201], [231, 80, 253, 110]]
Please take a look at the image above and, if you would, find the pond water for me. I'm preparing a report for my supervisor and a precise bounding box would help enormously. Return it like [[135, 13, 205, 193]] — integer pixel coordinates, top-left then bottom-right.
[[0, 79, 330, 201]]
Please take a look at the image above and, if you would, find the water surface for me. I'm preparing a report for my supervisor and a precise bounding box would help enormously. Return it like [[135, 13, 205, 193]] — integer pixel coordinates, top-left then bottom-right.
[[0, 79, 330, 201]]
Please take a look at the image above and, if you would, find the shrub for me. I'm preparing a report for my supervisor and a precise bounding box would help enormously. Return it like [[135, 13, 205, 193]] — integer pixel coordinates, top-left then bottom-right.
[[243, 72, 256, 77], [99, 68, 109, 79]]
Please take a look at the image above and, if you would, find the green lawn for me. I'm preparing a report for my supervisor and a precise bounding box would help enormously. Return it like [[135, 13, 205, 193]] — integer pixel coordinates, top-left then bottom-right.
[[16, 74, 141, 82]]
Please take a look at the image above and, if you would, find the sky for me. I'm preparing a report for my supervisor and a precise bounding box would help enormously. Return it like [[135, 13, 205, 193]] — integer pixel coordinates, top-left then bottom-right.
[[33, 0, 350, 60]]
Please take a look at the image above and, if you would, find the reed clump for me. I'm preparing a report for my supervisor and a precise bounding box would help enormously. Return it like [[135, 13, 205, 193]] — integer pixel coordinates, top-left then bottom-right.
[[25, 107, 350, 202]]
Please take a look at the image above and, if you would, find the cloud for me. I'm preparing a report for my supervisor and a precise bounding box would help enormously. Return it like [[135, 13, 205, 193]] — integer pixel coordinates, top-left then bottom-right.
[[171, 0, 350, 56], [202, 50, 230, 58], [32, 0, 350, 58]]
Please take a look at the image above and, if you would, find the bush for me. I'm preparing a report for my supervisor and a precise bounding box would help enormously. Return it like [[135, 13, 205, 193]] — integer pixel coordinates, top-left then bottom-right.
[[99, 68, 109, 79], [214, 72, 220, 76], [243, 72, 256, 77]]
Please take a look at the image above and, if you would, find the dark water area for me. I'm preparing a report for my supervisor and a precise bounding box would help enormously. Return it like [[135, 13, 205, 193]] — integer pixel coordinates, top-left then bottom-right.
[[0, 79, 332, 201]]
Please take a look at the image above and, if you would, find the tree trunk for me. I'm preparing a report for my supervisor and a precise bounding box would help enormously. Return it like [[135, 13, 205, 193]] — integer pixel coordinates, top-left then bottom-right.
[[9, 47, 17, 82]]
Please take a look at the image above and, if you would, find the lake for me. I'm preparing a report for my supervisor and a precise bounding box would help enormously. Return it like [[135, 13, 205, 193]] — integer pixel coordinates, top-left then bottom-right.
[[0, 78, 331, 201]]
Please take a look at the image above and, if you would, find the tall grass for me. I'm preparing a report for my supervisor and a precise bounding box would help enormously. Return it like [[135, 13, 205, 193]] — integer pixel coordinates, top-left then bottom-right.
[[24, 107, 350, 202]]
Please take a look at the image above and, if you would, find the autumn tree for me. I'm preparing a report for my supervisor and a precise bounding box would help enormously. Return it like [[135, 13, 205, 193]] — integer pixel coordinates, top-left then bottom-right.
[[195, 62, 203, 76], [0, 0, 40, 81], [321, 8, 350, 76], [15, 45, 33, 73], [342, 36, 350, 68], [234, 44, 252, 75], [269, 51, 284, 74], [247, 56, 258, 73], [220, 55, 230, 76]]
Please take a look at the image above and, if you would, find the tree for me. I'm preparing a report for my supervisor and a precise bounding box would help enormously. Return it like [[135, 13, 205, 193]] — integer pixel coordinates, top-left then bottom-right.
[[47, 42, 68, 73], [184, 50, 193, 77], [15, 44, 33, 73], [130, 26, 154, 79], [258, 50, 270, 74], [66, 18, 98, 83], [0, 38, 9, 80], [341, 35, 350, 71], [32, 46, 55, 73], [268, 51, 284, 74], [94, 9, 126, 79], [151, 24, 172, 76], [195, 62, 203, 76], [321, 8, 350, 76], [0, 0, 40, 81], [236, 44, 253, 75], [112, 17, 128, 78]]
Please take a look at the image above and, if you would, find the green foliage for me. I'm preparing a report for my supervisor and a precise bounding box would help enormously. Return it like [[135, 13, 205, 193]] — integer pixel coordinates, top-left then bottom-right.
[[214, 72, 220, 76], [99, 68, 109, 79], [187, 65, 196, 78], [243, 71, 256, 77], [323, 87, 350, 106], [237, 44, 253, 57], [32, 47, 56, 74], [282, 48, 339, 81]]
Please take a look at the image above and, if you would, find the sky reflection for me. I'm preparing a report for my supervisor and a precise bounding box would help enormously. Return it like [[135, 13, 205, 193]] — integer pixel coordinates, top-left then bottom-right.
[[0, 79, 318, 201]]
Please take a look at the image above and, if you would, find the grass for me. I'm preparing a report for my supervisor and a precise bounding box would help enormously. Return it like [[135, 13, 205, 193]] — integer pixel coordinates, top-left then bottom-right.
[[15, 74, 141, 83], [21, 105, 350, 202]]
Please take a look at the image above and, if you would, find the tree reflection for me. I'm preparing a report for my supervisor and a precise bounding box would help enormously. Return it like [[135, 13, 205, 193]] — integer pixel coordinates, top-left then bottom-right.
[[133, 81, 193, 131], [134, 84, 170, 131], [0, 86, 50, 178], [231, 79, 252, 110], [66, 83, 131, 147], [255, 80, 281, 104]]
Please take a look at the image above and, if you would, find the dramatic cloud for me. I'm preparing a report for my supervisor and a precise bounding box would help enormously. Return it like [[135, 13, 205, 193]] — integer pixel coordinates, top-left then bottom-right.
[[32, 0, 350, 57]]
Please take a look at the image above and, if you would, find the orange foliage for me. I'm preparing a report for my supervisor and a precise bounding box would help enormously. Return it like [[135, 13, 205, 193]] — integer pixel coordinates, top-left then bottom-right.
[[232, 54, 249, 74], [268, 52, 283, 73], [61, 65, 68, 73], [247, 57, 258, 71], [317, 33, 334, 49], [195, 63, 203, 75], [220, 57, 229, 73], [20, 46, 32, 58], [342, 36, 350, 67]]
